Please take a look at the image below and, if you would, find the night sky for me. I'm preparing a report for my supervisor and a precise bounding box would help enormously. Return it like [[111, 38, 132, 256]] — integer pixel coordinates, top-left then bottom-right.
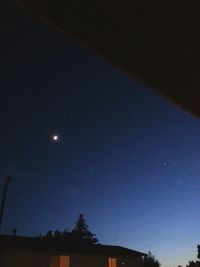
[[1, 3, 200, 267]]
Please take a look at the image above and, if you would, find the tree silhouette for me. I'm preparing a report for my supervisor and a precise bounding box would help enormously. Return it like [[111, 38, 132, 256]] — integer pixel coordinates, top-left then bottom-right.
[[70, 214, 99, 244], [44, 230, 53, 240], [185, 245, 200, 267], [54, 230, 62, 240], [186, 261, 200, 267], [198, 245, 200, 259], [62, 229, 71, 240], [143, 252, 160, 267], [37, 214, 99, 244], [177, 246, 200, 267]]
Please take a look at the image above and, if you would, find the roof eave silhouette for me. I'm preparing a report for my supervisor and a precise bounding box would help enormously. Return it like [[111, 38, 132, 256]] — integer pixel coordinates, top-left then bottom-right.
[[14, 0, 200, 118]]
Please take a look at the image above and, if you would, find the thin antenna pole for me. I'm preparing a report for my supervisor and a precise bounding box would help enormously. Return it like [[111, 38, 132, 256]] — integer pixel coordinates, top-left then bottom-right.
[[0, 176, 11, 230]]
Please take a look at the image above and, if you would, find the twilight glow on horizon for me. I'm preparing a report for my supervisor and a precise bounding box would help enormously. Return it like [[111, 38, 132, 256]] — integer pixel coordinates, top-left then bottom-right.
[[1, 4, 200, 267]]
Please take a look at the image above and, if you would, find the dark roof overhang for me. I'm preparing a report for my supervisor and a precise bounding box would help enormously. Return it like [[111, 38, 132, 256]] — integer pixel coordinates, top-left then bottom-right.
[[12, 0, 200, 118], [0, 235, 146, 256]]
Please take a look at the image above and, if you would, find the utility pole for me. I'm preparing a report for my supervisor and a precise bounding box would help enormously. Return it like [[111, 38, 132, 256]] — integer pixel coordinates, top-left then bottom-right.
[[0, 176, 11, 230]]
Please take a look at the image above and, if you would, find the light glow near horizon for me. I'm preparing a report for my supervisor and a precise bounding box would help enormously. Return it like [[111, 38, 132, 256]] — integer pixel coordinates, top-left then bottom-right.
[[1, 4, 200, 267]]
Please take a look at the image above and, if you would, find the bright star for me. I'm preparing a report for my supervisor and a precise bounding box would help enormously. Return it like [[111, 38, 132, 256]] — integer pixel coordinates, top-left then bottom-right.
[[51, 135, 60, 142]]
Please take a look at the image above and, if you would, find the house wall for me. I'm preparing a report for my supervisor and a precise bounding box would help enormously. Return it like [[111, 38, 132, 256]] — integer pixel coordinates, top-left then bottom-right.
[[51, 252, 144, 267], [0, 249, 144, 267], [0, 250, 50, 267], [70, 252, 108, 267], [122, 255, 144, 267]]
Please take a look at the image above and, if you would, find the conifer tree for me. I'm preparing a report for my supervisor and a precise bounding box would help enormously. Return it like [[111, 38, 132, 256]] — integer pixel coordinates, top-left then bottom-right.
[[143, 252, 160, 267], [70, 214, 99, 244]]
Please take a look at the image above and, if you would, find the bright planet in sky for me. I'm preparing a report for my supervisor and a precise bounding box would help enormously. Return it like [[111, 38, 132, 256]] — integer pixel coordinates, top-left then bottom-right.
[[51, 135, 60, 142], [2, 4, 200, 267]]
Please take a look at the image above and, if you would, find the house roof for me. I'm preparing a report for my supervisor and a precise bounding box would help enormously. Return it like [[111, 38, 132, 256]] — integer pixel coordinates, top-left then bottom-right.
[[13, 0, 200, 118], [0, 234, 146, 257]]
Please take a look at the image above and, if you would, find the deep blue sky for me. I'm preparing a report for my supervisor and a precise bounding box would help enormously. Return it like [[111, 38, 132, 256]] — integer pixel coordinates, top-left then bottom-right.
[[1, 3, 200, 267]]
